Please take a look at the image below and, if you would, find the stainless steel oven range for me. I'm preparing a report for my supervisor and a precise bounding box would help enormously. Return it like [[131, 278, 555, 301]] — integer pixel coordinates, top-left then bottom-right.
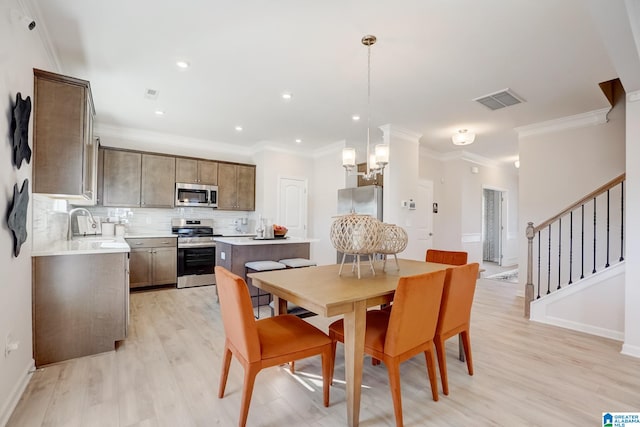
[[171, 218, 220, 288]]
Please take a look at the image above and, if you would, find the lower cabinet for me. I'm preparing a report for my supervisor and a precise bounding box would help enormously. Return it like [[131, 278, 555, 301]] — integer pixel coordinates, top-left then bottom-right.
[[33, 252, 129, 367], [127, 237, 177, 288]]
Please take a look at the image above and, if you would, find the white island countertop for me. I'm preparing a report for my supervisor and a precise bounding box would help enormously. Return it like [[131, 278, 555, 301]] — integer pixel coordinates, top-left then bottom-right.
[[214, 236, 319, 246], [32, 237, 130, 257]]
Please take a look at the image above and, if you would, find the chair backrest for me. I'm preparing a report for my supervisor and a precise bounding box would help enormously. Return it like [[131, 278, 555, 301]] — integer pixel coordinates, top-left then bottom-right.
[[215, 266, 261, 363], [385, 270, 446, 356], [425, 249, 468, 265], [436, 263, 480, 335]]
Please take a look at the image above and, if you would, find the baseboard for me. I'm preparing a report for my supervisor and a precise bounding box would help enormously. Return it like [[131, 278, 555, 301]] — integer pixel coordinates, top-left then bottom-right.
[[0, 358, 34, 427], [621, 343, 640, 359], [535, 315, 624, 341]]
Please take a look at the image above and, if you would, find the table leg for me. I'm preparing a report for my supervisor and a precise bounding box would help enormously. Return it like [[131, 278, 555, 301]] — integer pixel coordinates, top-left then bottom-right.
[[343, 300, 366, 427], [273, 295, 287, 316]]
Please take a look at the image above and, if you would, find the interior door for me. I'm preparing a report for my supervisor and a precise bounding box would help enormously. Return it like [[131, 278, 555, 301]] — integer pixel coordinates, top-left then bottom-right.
[[278, 177, 308, 238]]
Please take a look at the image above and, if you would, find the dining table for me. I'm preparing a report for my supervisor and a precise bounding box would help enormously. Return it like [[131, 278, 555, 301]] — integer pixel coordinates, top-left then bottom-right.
[[248, 258, 454, 427]]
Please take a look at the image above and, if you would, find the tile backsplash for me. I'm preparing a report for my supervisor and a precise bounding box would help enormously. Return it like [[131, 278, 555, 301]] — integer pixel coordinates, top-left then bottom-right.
[[32, 194, 256, 247]]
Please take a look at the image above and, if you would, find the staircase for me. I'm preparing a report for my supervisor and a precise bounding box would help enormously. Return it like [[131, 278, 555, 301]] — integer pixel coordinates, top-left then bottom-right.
[[524, 174, 625, 338]]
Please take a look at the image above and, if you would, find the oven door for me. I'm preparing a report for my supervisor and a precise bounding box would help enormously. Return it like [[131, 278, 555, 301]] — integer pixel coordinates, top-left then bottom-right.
[[175, 183, 210, 207], [177, 246, 216, 288]]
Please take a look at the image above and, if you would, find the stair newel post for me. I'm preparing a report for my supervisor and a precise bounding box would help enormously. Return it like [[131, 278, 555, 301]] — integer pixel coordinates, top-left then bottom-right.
[[525, 222, 535, 318], [620, 180, 624, 262]]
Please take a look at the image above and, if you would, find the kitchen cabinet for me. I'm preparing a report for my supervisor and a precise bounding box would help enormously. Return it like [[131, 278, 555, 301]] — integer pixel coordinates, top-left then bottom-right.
[[141, 154, 176, 207], [127, 237, 177, 288], [103, 149, 141, 206], [176, 158, 218, 185], [33, 252, 129, 366], [33, 69, 97, 204], [102, 149, 175, 207], [218, 163, 255, 210]]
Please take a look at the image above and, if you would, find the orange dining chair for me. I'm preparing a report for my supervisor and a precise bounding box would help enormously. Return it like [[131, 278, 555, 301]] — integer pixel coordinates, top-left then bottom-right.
[[425, 249, 468, 265], [215, 266, 333, 427], [434, 262, 479, 395], [328, 270, 446, 427]]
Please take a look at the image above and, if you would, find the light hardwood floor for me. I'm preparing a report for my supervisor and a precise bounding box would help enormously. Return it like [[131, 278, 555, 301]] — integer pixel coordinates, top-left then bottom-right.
[[8, 278, 640, 426]]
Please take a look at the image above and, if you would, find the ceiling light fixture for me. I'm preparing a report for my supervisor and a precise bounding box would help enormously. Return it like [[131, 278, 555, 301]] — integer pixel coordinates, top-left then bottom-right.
[[154, 110, 165, 116], [352, 115, 360, 121], [452, 129, 475, 146], [342, 35, 389, 179], [295, 139, 302, 144], [235, 126, 243, 131], [281, 92, 292, 100], [176, 60, 190, 69]]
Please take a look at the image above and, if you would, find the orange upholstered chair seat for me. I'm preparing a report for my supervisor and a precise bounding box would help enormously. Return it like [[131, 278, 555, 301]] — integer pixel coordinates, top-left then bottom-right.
[[256, 315, 330, 360]]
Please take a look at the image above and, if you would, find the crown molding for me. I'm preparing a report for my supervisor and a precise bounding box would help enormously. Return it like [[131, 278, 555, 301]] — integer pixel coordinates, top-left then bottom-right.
[[419, 146, 499, 168], [22, 0, 62, 72], [379, 124, 422, 142], [313, 140, 346, 158], [95, 123, 248, 156], [96, 123, 343, 160], [515, 107, 611, 138]]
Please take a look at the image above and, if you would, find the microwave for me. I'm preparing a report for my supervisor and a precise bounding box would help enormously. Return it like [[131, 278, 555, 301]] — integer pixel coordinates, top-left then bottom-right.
[[175, 183, 218, 208]]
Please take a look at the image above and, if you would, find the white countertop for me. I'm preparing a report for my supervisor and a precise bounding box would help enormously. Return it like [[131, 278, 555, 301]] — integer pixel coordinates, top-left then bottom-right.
[[32, 236, 131, 257], [214, 236, 319, 246]]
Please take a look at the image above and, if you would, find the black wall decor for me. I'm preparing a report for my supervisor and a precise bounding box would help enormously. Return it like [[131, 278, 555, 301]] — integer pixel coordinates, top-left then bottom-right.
[[7, 179, 29, 257], [11, 92, 32, 169]]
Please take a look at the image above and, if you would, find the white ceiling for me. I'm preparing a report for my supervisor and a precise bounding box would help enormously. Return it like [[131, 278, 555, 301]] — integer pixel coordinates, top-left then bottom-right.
[[28, 0, 618, 164]]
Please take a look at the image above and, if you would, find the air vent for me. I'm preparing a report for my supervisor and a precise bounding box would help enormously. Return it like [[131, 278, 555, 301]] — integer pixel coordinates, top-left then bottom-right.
[[144, 88, 159, 100], [474, 88, 525, 111]]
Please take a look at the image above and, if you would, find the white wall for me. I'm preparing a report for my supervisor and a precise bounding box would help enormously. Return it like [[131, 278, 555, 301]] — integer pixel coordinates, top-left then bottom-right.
[[623, 93, 640, 356], [0, 0, 54, 423], [252, 148, 313, 224], [380, 125, 423, 260], [517, 100, 626, 285], [310, 144, 345, 265], [420, 150, 519, 265]]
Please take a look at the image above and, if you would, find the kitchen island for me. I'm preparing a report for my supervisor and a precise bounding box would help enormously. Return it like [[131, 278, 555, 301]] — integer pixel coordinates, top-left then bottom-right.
[[214, 236, 318, 306]]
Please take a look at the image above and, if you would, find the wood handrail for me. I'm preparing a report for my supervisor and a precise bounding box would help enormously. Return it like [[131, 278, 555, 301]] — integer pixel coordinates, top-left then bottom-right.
[[533, 173, 625, 233]]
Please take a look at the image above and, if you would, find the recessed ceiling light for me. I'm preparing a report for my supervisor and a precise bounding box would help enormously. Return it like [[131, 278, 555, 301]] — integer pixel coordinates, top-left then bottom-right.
[[281, 92, 292, 100], [155, 110, 165, 116], [295, 139, 302, 144], [352, 115, 360, 121], [176, 60, 190, 69], [235, 126, 243, 131]]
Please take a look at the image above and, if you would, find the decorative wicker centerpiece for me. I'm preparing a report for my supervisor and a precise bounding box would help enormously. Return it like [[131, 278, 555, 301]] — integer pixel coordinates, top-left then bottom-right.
[[330, 214, 382, 278], [376, 223, 409, 271]]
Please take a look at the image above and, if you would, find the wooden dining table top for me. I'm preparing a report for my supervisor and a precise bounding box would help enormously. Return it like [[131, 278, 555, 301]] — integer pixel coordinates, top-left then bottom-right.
[[248, 258, 453, 317]]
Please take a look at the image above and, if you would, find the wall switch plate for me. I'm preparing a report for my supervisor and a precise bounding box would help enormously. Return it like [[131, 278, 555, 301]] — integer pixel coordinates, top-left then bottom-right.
[[220, 251, 226, 260]]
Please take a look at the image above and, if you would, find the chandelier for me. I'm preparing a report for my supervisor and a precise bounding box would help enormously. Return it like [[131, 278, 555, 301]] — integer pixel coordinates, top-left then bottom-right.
[[342, 35, 389, 179]]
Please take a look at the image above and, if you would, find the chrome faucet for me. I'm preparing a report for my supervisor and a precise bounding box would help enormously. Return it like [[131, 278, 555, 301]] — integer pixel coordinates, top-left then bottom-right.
[[67, 207, 96, 240]]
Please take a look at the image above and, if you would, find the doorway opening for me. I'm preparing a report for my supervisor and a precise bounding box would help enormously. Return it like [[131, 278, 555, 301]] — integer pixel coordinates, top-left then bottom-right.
[[482, 188, 504, 266]]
